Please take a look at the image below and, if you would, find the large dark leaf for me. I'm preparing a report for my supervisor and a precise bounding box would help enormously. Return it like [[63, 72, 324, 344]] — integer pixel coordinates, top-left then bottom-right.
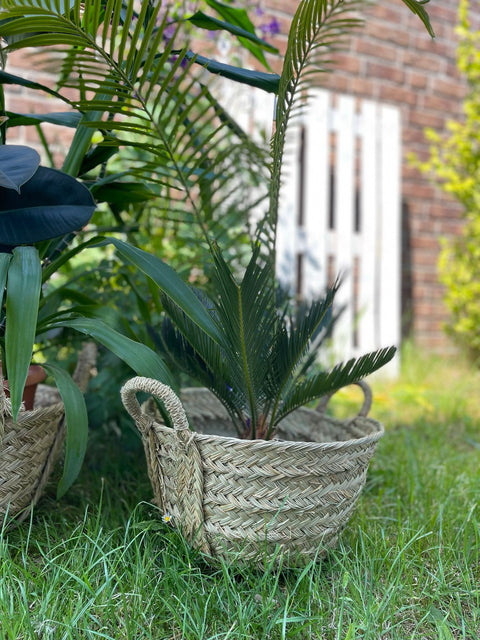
[[0, 69, 69, 104], [5, 111, 82, 129], [185, 51, 280, 93], [0, 167, 95, 246], [0, 144, 40, 192]]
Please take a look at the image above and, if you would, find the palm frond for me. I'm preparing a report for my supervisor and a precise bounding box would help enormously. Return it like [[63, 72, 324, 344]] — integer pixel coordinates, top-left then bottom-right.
[[265, 284, 338, 425], [260, 0, 364, 257], [207, 243, 279, 433], [152, 317, 248, 435], [275, 346, 396, 424]]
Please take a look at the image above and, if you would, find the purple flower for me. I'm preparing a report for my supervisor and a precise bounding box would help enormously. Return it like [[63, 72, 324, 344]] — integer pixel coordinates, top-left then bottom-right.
[[169, 54, 188, 68], [163, 22, 176, 41], [260, 17, 280, 37]]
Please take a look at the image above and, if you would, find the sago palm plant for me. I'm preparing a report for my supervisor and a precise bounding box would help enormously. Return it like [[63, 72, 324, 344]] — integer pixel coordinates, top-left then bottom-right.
[[104, 0, 405, 439]]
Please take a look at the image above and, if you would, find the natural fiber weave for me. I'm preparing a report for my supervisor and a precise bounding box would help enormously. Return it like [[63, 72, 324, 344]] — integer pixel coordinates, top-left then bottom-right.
[[121, 378, 384, 564], [0, 343, 97, 524]]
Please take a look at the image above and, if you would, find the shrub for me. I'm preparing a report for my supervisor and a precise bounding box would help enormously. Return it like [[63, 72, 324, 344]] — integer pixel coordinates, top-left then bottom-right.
[[417, 0, 480, 361]]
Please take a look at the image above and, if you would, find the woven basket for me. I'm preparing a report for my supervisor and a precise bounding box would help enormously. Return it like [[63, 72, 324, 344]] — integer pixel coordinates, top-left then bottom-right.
[[0, 342, 97, 524], [121, 377, 384, 564]]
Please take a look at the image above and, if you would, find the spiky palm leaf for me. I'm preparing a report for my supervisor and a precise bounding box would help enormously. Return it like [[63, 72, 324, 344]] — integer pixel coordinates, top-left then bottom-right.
[[147, 241, 394, 438], [0, 0, 269, 251]]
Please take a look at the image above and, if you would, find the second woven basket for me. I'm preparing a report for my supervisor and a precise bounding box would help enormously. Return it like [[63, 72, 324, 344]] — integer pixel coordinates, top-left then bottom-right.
[[0, 342, 97, 525], [121, 377, 384, 564]]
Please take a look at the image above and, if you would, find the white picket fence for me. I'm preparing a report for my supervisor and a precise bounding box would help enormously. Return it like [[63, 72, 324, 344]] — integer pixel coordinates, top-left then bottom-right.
[[219, 83, 402, 374]]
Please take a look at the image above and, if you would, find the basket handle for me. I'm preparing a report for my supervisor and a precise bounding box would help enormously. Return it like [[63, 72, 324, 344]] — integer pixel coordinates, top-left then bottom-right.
[[316, 379, 372, 418], [121, 377, 189, 434]]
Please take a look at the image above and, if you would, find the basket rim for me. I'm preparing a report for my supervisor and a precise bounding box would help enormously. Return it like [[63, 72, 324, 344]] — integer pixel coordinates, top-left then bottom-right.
[[147, 391, 385, 452]]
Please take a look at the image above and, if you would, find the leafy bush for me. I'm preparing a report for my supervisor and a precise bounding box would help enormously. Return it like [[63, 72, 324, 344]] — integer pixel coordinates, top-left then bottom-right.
[[416, 0, 480, 360]]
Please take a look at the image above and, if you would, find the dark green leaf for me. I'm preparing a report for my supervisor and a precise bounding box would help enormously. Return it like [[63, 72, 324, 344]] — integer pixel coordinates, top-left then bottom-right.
[[0, 69, 70, 104], [43, 361, 89, 498], [103, 238, 225, 347], [203, 0, 276, 68], [5, 246, 42, 420], [189, 10, 278, 53], [91, 181, 156, 205], [0, 167, 95, 246], [79, 144, 118, 175], [186, 51, 280, 93], [5, 111, 82, 129], [401, 0, 434, 37], [277, 347, 397, 423], [52, 316, 177, 389], [0, 144, 40, 192]]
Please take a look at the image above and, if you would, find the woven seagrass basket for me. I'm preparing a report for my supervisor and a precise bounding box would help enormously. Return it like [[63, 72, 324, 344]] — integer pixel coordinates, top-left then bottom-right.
[[0, 342, 97, 524], [121, 377, 384, 564]]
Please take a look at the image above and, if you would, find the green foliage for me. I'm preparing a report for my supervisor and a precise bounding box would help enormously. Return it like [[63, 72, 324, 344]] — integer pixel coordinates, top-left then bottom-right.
[[415, 0, 480, 360], [0, 0, 276, 488], [0, 0, 272, 259], [152, 243, 395, 438]]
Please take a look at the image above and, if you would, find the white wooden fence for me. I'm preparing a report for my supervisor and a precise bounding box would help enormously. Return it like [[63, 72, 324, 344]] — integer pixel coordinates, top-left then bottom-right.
[[219, 83, 402, 374]]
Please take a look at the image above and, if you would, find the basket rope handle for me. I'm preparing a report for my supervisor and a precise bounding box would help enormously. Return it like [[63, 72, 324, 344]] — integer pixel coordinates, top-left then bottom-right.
[[120, 377, 211, 555], [316, 379, 372, 417], [121, 377, 189, 434]]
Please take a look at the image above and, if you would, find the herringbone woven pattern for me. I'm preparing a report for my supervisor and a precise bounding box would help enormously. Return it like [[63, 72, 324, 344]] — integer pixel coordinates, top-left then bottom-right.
[[121, 378, 384, 564], [0, 343, 97, 523]]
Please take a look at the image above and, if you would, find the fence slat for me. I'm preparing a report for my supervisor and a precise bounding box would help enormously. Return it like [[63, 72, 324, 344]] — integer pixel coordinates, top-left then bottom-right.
[[332, 95, 356, 360], [378, 105, 401, 374], [358, 100, 379, 354], [303, 90, 330, 299]]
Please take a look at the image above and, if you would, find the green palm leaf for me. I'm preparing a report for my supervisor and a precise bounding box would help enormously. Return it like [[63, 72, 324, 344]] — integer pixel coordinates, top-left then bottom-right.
[[276, 346, 396, 424]]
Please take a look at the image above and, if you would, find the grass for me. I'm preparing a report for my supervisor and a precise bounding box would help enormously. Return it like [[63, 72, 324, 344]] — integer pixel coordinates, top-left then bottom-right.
[[1, 345, 480, 639]]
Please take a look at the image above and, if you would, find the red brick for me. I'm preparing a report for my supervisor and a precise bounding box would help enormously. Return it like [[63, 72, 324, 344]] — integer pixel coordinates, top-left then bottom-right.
[[379, 85, 417, 106], [354, 39, 400, 62], [433, 77, 467, 99], [422, 93, 463, 113], [367, 62, 405, 84]]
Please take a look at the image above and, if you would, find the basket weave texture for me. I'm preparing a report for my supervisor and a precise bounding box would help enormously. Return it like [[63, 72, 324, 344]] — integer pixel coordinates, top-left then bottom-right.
[[121, 377, 384, 564], [0, 343, 97, 523]]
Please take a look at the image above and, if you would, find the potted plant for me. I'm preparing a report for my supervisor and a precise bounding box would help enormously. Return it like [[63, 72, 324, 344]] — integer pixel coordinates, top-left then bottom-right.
[[117, 0, 424, 564], [0, 143, 174, 521]]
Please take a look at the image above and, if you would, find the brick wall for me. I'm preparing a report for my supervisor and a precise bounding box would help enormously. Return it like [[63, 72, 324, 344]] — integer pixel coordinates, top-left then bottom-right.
[[2, 0, 473, 352], [263, 0, 471, 352]]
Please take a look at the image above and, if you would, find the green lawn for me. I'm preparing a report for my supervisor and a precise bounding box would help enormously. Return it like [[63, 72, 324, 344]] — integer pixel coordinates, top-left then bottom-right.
[[1, 346, 479, 639]]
